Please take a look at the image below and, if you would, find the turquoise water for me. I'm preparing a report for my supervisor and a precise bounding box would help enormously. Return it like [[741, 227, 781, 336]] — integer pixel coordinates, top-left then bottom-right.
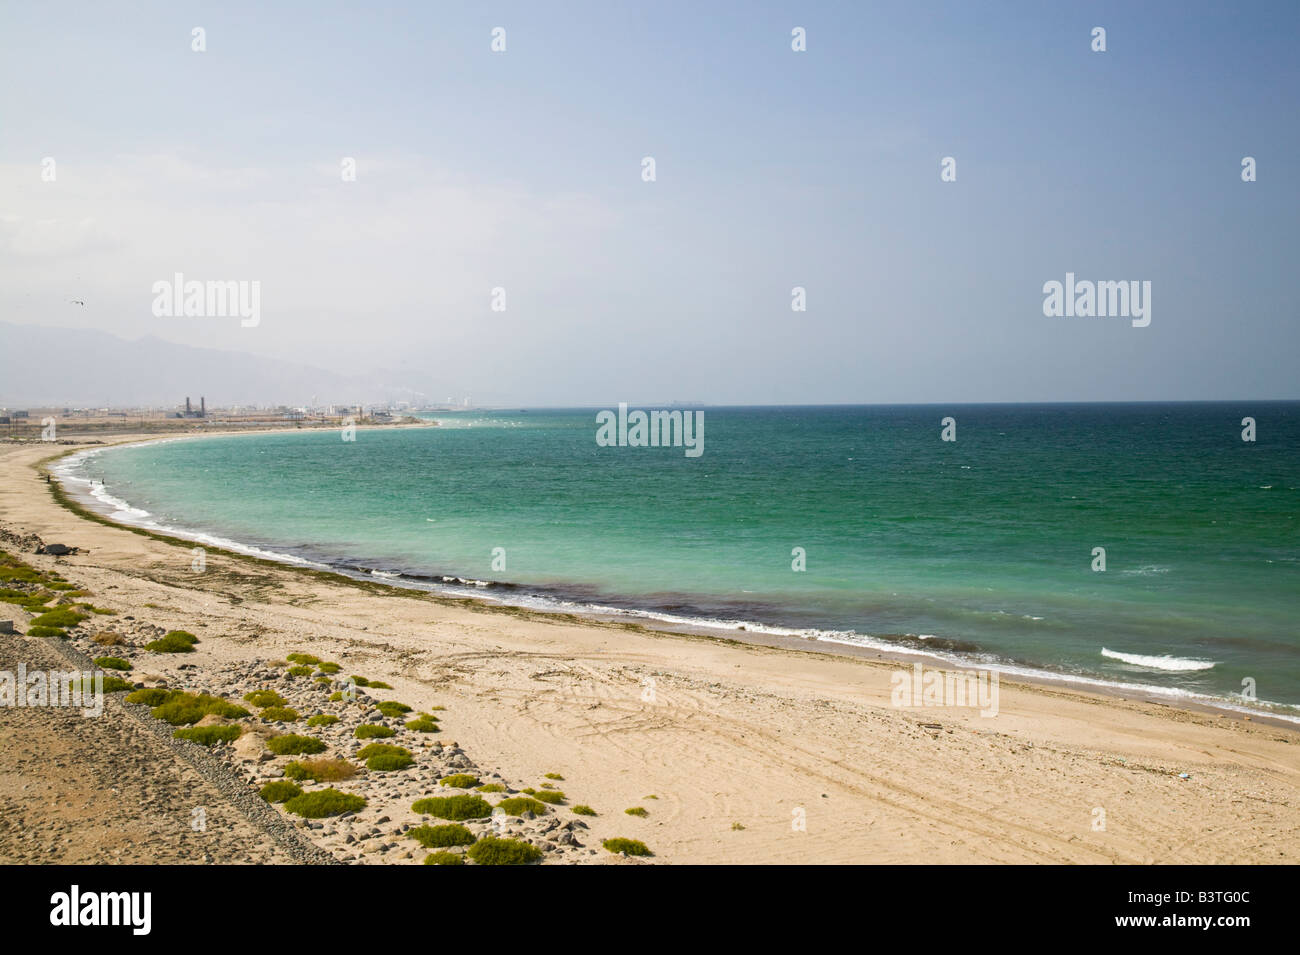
[[60, 404, 1300, 717]]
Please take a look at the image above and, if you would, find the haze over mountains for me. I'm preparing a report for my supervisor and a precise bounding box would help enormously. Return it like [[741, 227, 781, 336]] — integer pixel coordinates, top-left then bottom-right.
[[0, 322, 428, 408]]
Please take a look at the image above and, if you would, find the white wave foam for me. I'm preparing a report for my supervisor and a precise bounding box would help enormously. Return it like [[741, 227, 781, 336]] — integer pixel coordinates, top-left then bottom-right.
[[1101, 647, 1215, 671]]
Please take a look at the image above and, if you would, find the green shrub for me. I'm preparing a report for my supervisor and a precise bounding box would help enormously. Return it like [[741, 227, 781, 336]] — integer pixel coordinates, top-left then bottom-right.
[[260, 706, 300, 722], [144, 630, 199, 653], [438, 774, 480, 789], [571, 805, 597, 816], [405, 717, 440, 733], [306, 714, 338, 727], [314, 676, 331, 685], [603, 838, 653, 857], [624, 807, 648, 817], [266, 734, 326, 756], [466, 837, 543, 866], [356, 743, 409, 761], [530, 790, 565, 805], [283, 758, 357, 782], [243, 689, 287, 708], [368, 681, 392, 690], [173, 725, 242, 746], [150, 692, 249, 726], [348, 675, 372, 687], [283, 788, 366, 818], [316, 662, 341, 674], [411, 795, 493, 821], [496, 797, 548, 816], [374, 701, 412, 718], [286, 653, 321, 665], [367, 752, 413, 772], [27, 626, 66, 638], [544, 772, 564, 781], [285, 665, 313, 677], [124, 687, 170, 706], [328, 691, 348, 702], [354, 724, 395, 739], [424, 851, 464, 865], [29, 607, 88, 630], [92, 656, 131, 671], [67, 675, 134, 693], [476, 783, 506, 793], [408, 824, 476, 848], [260, 780, 303, 803]]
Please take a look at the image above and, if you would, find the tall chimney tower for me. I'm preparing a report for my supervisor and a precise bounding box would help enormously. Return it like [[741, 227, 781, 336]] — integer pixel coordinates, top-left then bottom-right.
[[185, 397, 191, 415], [200, 396, 206, 417]]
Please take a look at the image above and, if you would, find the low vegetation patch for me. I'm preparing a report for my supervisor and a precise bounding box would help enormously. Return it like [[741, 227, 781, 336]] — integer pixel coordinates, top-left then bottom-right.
[[316, 662, 341, 674], [544, 772, 564, 781], [173, 725, 242, 746], [124, 688, 170, 706], [476, 783, 506, 794], [266, 734, 327, 756], [572, 805, 597, 816], [624, 807, 649, 817], [354, 724, 395, 739], [306, 714, 339, 728], [92, 631, 127, 646], [408, 824, 476, 848], [286, 653, 321, 665], [411, 794, 493, 821], [356, 743, 412, 770], [27, 626, 66, 638], [522, 787, 565, 804], [259, 706, 300, 722], [466, 837, 543, 866], [150, 691, 249, 726], [374, 701, 412, 718], [424, 851, 463, 865], [29, 607, 89, 632], [243, 689, 287, 708], [496, 797, 548, 817], [283, 758, 357, 783], [438, 774, 480, 789], [68, 675, 134, 693], [285, 665, 313, 677], [603, 838, 653, 857], [259, 780, 303, 803], [144, 630, 199, 653], [405, 717, 440, 733], [283, 788, 366, 818], [92, 656, 131, 670]]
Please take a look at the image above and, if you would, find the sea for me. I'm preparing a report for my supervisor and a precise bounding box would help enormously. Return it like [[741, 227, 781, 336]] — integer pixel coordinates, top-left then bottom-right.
[[55, 403, 1300, 721]]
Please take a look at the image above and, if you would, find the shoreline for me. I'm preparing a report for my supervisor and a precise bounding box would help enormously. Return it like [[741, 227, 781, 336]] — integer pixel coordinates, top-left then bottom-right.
[[3, 431, 1298, 863], [48, 428, 1300, 732]]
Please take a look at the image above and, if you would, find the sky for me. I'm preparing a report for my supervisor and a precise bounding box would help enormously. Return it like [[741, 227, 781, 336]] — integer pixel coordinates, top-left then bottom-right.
[[1, 0, 1297, 406]]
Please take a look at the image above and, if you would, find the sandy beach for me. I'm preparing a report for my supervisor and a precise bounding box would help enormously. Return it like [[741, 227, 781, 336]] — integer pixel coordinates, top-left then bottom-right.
[[1, 431, 1297, 865]]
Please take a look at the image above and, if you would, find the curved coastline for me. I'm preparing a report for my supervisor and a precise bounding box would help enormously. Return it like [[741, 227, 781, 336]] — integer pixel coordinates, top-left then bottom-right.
[[46, 431, 1300, 729]]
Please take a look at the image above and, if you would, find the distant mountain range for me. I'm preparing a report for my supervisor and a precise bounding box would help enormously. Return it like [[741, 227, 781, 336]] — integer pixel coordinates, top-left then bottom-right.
[[0, 322, 424, 408]]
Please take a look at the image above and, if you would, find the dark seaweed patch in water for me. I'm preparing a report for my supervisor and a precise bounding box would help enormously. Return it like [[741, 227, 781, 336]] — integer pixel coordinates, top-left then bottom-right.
[[878, 634, 983, 654]]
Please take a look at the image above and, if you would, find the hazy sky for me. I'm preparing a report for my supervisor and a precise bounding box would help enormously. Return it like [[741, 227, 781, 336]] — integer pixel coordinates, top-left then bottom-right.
[[1, 1, 1297, 405]]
